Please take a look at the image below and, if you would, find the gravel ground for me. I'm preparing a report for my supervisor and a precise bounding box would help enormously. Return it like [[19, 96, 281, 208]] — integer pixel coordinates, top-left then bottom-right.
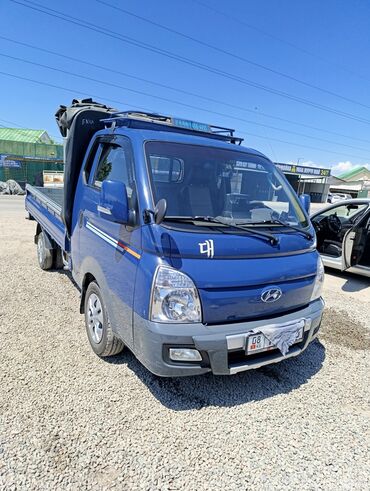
[[0, 196, 369, 490]]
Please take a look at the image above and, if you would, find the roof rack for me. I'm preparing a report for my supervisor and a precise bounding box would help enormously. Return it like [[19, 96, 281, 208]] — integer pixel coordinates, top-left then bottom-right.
[[101, 110, 243, 144]]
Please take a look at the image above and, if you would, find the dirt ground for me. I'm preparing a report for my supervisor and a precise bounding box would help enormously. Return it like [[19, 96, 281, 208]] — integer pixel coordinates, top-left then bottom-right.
[[0, 196, 369, 490]]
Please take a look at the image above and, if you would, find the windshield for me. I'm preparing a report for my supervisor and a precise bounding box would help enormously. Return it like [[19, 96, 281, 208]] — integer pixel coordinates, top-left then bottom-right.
[[145, 142, 308, 228]]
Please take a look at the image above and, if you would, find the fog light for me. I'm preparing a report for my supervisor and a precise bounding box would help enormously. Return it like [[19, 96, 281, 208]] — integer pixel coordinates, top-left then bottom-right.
[[169, 348, 202, 362]]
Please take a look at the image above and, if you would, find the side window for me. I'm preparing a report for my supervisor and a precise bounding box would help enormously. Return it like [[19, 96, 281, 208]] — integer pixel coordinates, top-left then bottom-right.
[[84, 141, 101, 183], [319, 203, 367, 220], [93, 141, 136, 210]]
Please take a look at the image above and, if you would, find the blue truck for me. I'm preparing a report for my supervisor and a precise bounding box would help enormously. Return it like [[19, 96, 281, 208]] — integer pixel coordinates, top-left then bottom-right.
[[25, 99, 324, 377]]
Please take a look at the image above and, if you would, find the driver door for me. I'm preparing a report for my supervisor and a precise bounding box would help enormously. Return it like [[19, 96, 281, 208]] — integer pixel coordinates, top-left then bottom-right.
[[311, 201, 369, 256], [342, 210, 370, 270]]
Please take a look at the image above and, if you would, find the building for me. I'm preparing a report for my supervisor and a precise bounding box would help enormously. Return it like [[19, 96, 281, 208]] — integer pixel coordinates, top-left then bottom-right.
[[0, 128, 63, 187], [329, 166, 370, 198], [275, 162, 331, 203], [0, 127, 54, 144]]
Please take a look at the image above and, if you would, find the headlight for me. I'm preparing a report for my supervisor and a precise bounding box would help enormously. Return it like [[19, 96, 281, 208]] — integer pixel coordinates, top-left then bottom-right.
[[310, 256, 325, 301], [150, 266, 202, 323]]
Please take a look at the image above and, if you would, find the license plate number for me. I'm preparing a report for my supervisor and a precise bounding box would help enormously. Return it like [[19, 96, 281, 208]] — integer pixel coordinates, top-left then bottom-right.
[[247, 326, 304, 354]]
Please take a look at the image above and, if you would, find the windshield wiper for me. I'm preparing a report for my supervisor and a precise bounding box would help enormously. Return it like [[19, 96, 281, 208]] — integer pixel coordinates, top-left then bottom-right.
[[164, 216, 279, 245], [164, 216, 228, 234], [251, 218, 313, 240]]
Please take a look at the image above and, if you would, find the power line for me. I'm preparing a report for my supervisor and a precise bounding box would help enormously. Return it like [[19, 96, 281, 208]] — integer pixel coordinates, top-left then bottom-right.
[[9, 0, 370, 126], [0, 70, 159, 113], [97, 0, 370, 111], [0, 118, 24, 128], [2, 51, 370, 155], [3, 34, 370, 145], [0, 68, 369, 161], [190, 0, 370, 84], [238, 129, 367, 160]]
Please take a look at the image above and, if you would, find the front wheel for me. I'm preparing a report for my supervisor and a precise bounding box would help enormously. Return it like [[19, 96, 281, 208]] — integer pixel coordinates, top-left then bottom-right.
[[84, 282, 124, 357]]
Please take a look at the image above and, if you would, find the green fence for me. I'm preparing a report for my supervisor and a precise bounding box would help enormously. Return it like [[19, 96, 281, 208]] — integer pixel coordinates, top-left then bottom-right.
[[0, 160, 64, 186], [0, 139, 64, 186]]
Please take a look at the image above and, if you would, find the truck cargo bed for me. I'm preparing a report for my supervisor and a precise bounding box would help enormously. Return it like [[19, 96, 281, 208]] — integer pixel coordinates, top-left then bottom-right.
[[27, 186, 63, 215], [25, 184, 67, 251]]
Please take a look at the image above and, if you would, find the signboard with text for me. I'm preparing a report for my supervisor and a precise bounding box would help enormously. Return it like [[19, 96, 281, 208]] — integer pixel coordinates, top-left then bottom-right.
[[275, 162, 330, 177], [0, 154, 22, 168]]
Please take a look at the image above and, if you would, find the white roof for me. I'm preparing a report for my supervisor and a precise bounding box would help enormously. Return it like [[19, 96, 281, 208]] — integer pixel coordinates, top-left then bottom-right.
[[333, 183, 363, 191]]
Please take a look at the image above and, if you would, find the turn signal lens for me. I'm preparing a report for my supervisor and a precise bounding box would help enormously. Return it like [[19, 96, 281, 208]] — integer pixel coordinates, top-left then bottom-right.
[[310, 256, 325, 301]]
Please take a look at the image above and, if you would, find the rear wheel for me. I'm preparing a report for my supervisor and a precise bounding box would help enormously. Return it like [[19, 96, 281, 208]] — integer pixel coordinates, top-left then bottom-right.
[[36, 232, 53, 270], [84, 282, 124, 357]]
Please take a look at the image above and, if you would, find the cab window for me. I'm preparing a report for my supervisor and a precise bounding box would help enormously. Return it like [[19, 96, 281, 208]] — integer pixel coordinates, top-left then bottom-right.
[[319, 203, 367, 220], [93, 140, 137, 212], [149, 156, 183, 183], [84, 140, 102, 183]]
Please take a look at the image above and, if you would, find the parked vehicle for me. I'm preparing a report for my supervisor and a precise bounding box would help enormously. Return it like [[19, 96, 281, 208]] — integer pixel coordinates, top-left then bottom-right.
[[339, 193, 353, 200], [327, 193, 336, 203], [328, 192, 352, 204], [25, 99, 324, 377], [311, 199, 370, 277]]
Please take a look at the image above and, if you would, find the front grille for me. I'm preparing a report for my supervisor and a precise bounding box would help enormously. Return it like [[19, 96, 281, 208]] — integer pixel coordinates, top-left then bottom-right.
[[228, 330, 309, 369], [206, 303, 310, 326], [228, 347, 281, 367]]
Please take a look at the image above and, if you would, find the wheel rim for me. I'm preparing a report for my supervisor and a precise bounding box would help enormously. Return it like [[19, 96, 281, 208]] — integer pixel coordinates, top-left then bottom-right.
[[87, 293, 104, 344], [37, 235, 45, 264]]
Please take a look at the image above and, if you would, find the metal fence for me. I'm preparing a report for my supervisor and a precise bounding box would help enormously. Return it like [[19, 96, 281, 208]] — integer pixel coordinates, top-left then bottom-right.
[[0, 139, 64, 187]]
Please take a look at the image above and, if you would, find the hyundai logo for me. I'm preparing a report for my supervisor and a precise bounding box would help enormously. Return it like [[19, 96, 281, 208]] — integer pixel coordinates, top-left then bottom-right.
[[261, 287, 283, 303]]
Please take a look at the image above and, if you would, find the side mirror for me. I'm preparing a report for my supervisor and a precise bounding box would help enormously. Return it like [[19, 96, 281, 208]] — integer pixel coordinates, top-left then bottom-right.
[[143, 198, 167, 224], [98, 180, 129, 224], [154, 198, 167, 224], [299, 193, 311, 214]]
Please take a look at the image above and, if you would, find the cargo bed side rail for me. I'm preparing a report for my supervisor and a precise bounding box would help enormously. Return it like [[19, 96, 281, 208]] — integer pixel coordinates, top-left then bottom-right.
[[26, 184, 62, 218], [25, 184, 67, 251]]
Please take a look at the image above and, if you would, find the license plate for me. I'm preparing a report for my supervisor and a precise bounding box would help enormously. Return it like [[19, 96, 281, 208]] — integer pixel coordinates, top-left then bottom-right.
[[247, 326, 304, 354]]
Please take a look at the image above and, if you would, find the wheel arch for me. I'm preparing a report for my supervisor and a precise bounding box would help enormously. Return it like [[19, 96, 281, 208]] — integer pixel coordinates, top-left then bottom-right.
[[34, 223, 54, 249], [80, 273, 98, 314]]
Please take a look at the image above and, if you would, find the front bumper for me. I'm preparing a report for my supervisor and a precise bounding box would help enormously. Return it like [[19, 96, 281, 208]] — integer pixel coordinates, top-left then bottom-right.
[[133, 298, 325, 377]]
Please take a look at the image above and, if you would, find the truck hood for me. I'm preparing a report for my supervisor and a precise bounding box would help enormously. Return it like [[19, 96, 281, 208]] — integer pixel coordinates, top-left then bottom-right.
[[143, 225, 318, 324]]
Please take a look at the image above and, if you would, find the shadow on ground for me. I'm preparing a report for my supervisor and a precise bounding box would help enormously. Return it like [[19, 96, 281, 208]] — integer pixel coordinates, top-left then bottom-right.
[[341, 275, 370, 293], [325, 269, 370, 293], [105, 339, 326, 410]]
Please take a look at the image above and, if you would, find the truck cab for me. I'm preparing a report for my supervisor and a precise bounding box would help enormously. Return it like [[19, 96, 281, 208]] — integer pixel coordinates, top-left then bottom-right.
[[26, 102, 324, 377]]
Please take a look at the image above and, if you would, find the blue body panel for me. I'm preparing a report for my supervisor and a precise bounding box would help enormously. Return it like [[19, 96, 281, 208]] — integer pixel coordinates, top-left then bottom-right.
[[137, 224, 317, 324], [26, 125, 321, 361]]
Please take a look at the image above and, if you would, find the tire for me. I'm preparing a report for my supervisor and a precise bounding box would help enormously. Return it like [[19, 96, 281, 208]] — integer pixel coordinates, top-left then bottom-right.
[[36, 232, 54, 270], [84, 282, 124, 357], [53, 247, 65, 269]]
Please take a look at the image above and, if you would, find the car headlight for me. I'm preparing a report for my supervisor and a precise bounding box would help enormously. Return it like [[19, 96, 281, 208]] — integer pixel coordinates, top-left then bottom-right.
[[150, 266, 202, 323], [310, 256, 325, 301]]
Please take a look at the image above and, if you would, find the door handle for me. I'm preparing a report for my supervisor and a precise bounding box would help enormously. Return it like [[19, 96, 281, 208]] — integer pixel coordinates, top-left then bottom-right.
[[78, 211, 84, 228], [97, 205, 112, 215]]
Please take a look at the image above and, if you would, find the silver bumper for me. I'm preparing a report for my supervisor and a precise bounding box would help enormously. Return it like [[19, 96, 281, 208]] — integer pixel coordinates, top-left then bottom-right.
[[132, 298, 325, 377]]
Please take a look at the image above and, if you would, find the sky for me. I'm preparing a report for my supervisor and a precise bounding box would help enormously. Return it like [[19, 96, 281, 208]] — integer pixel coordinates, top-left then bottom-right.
[[1, 0, 370, 175]]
